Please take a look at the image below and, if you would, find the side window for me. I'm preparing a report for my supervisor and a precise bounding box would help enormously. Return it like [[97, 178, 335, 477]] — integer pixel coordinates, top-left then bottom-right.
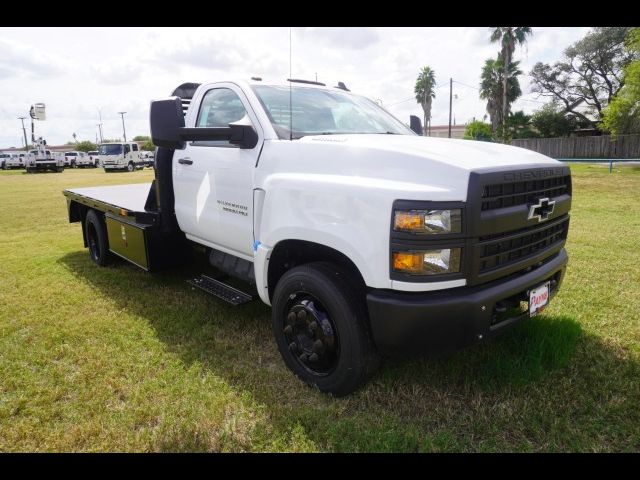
[[132, 143, 139, 152], [124, 144, 131, 154], [195, 88, 248, 146]]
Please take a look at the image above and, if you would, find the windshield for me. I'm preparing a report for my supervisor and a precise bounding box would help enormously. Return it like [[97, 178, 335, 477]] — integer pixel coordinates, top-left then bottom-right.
[[0, 154, 8, 158], [65, 152, 77, 156], [88, 151, 98, 155], [99, 144, 123, 155], [251, 85, 414, 139]]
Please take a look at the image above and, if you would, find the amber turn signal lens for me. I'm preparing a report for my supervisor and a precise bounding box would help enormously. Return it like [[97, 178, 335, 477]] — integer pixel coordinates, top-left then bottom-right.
[[393, 211, 423, 231], [392, 252, 424, 273]]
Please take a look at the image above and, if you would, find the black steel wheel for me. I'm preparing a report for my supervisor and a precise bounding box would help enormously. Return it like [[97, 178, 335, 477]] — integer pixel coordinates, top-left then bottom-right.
[[85, 209, 111, 266], [283, 294, 340, 376], [272, 261, 380, 396]]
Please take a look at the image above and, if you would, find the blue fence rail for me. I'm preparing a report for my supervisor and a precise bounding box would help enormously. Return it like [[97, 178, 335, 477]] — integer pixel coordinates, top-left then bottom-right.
[[557, 158, 639, 173]]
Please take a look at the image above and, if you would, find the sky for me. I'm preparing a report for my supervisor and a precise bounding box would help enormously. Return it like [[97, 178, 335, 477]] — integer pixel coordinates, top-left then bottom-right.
[[0, 26, 593, 148]]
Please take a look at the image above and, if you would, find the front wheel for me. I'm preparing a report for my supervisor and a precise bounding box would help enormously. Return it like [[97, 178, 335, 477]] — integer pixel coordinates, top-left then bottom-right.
[[271, 262, 380, 396], [127, 162, 134, 172]]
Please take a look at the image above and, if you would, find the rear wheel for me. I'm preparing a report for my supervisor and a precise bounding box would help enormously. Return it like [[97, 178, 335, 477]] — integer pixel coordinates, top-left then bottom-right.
[[85, 210, 111, 266], [271, 261, 380, 396]]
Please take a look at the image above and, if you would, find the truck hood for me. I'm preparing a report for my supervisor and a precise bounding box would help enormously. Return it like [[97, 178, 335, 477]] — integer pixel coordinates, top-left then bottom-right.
[[259, 134, 563, 202], [300, 134, 560, 171]]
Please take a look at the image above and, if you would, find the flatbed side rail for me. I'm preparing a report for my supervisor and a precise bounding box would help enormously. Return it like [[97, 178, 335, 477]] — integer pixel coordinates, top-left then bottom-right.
[[63, 189, 137, 223]]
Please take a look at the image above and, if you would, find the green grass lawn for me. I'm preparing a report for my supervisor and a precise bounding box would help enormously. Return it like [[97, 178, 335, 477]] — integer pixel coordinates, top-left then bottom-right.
[[1, 164, 639, 452]]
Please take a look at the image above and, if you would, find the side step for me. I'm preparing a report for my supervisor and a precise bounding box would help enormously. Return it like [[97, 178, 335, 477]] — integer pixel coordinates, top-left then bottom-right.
[[188, 274, 254, 306]]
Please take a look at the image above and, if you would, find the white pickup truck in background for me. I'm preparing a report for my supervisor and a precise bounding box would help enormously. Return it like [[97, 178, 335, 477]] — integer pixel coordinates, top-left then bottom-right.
[[1, 153, 24, 169], [63, 79, 572, 395], [64, 151, 96, 168]]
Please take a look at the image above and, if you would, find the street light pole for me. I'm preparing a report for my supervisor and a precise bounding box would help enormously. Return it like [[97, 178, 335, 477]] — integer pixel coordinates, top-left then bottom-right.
[[118, 112, 127, 142], [18, 117, 29, 151]]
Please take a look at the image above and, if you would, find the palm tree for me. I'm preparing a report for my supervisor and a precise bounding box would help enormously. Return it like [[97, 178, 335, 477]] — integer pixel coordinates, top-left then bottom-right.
[[480, 58, 522, 136], [414, 66, 436, 135], [490, 27, 532, 139]]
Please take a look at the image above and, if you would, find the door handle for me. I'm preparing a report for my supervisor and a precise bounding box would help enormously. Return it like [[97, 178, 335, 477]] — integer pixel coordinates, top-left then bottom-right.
[[178, 157, 193, 165]]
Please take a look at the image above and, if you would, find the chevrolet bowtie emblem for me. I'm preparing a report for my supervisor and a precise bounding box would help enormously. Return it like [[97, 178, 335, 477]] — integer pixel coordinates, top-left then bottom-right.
[[528, 197, 555, 222]]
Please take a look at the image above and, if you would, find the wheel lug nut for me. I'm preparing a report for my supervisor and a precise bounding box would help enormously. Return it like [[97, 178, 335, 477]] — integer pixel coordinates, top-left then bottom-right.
[[288, 342, 297, 353], [284, 325, 292, 335], [309, 321, 318, 331], [309, 353, 319, 362], [313, 339, 324, 353], [299, 353, 309, 362], [287, 312, 296, 324], [297, 309, 307, 321]]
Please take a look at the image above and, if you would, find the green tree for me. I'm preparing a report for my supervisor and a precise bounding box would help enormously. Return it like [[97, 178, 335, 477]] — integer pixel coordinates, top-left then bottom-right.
[[506, 110, 537, 139], [414, 66, 436, 135], [141, 140, 155, 151], [480, 58, 522, 139], [602, 28, 640, 135], [75, 140, 98, 153], [490, 27, 533, 138], [530, 104, 577, 137], [132, 135, 150, 142], [530, 27, 636, 126], [464, 120, 493, 141]]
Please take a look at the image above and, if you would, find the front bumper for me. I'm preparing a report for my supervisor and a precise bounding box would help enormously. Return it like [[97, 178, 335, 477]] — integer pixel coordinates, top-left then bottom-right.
[[366, 248, 568, 354], [32, 162, 60, 170]]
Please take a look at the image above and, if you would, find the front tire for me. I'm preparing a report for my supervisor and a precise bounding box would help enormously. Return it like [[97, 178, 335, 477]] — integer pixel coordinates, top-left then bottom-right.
[[271, 261, 380, 396], [85, 210, 111, 266], [127, 162, 134, 172]]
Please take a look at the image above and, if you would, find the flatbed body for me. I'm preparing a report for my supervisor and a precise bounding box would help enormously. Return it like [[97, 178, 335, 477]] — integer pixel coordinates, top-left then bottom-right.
[[63, 182, 187, 271]]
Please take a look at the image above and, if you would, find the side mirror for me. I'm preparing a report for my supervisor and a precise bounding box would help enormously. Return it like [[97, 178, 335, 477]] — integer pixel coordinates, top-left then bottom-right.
[[151, 97, 259, 150], [228, 115, 259, 149], [150, 97, 186, 149], [410, 115, 423, 135]]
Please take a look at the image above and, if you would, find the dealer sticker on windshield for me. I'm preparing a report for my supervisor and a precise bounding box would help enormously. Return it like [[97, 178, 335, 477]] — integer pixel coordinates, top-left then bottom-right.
[[529, 281, 550, 316]]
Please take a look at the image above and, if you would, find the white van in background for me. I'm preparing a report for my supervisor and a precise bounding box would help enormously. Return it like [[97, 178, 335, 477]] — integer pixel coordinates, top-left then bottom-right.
[[99, 142, 144, 172]]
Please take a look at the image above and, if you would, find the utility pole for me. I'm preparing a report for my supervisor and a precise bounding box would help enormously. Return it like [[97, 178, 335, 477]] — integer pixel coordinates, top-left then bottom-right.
[[97, 124, 103, 143], [448, 78, 453, 139], [18, 117, 29, 151], [118, 112, 127, 142], [97, 108, 104, 143]]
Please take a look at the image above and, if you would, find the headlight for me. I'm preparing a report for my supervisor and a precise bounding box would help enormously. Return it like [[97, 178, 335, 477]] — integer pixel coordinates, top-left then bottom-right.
[[394, 209, 462, 234], [393, 248, 461, 275]]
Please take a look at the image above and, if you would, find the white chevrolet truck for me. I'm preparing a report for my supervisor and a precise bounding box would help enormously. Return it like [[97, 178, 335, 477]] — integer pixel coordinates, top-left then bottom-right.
[[63, 80, 571, 395]]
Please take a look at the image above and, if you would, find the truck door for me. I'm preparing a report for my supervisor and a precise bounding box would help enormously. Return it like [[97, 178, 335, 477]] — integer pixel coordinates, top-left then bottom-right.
[[173, 84, 263, 259], [131, 143, 141, 166]]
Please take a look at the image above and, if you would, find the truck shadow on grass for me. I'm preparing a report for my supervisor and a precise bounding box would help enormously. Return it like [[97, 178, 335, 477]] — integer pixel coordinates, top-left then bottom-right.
[[59, 251, 639, 451]]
